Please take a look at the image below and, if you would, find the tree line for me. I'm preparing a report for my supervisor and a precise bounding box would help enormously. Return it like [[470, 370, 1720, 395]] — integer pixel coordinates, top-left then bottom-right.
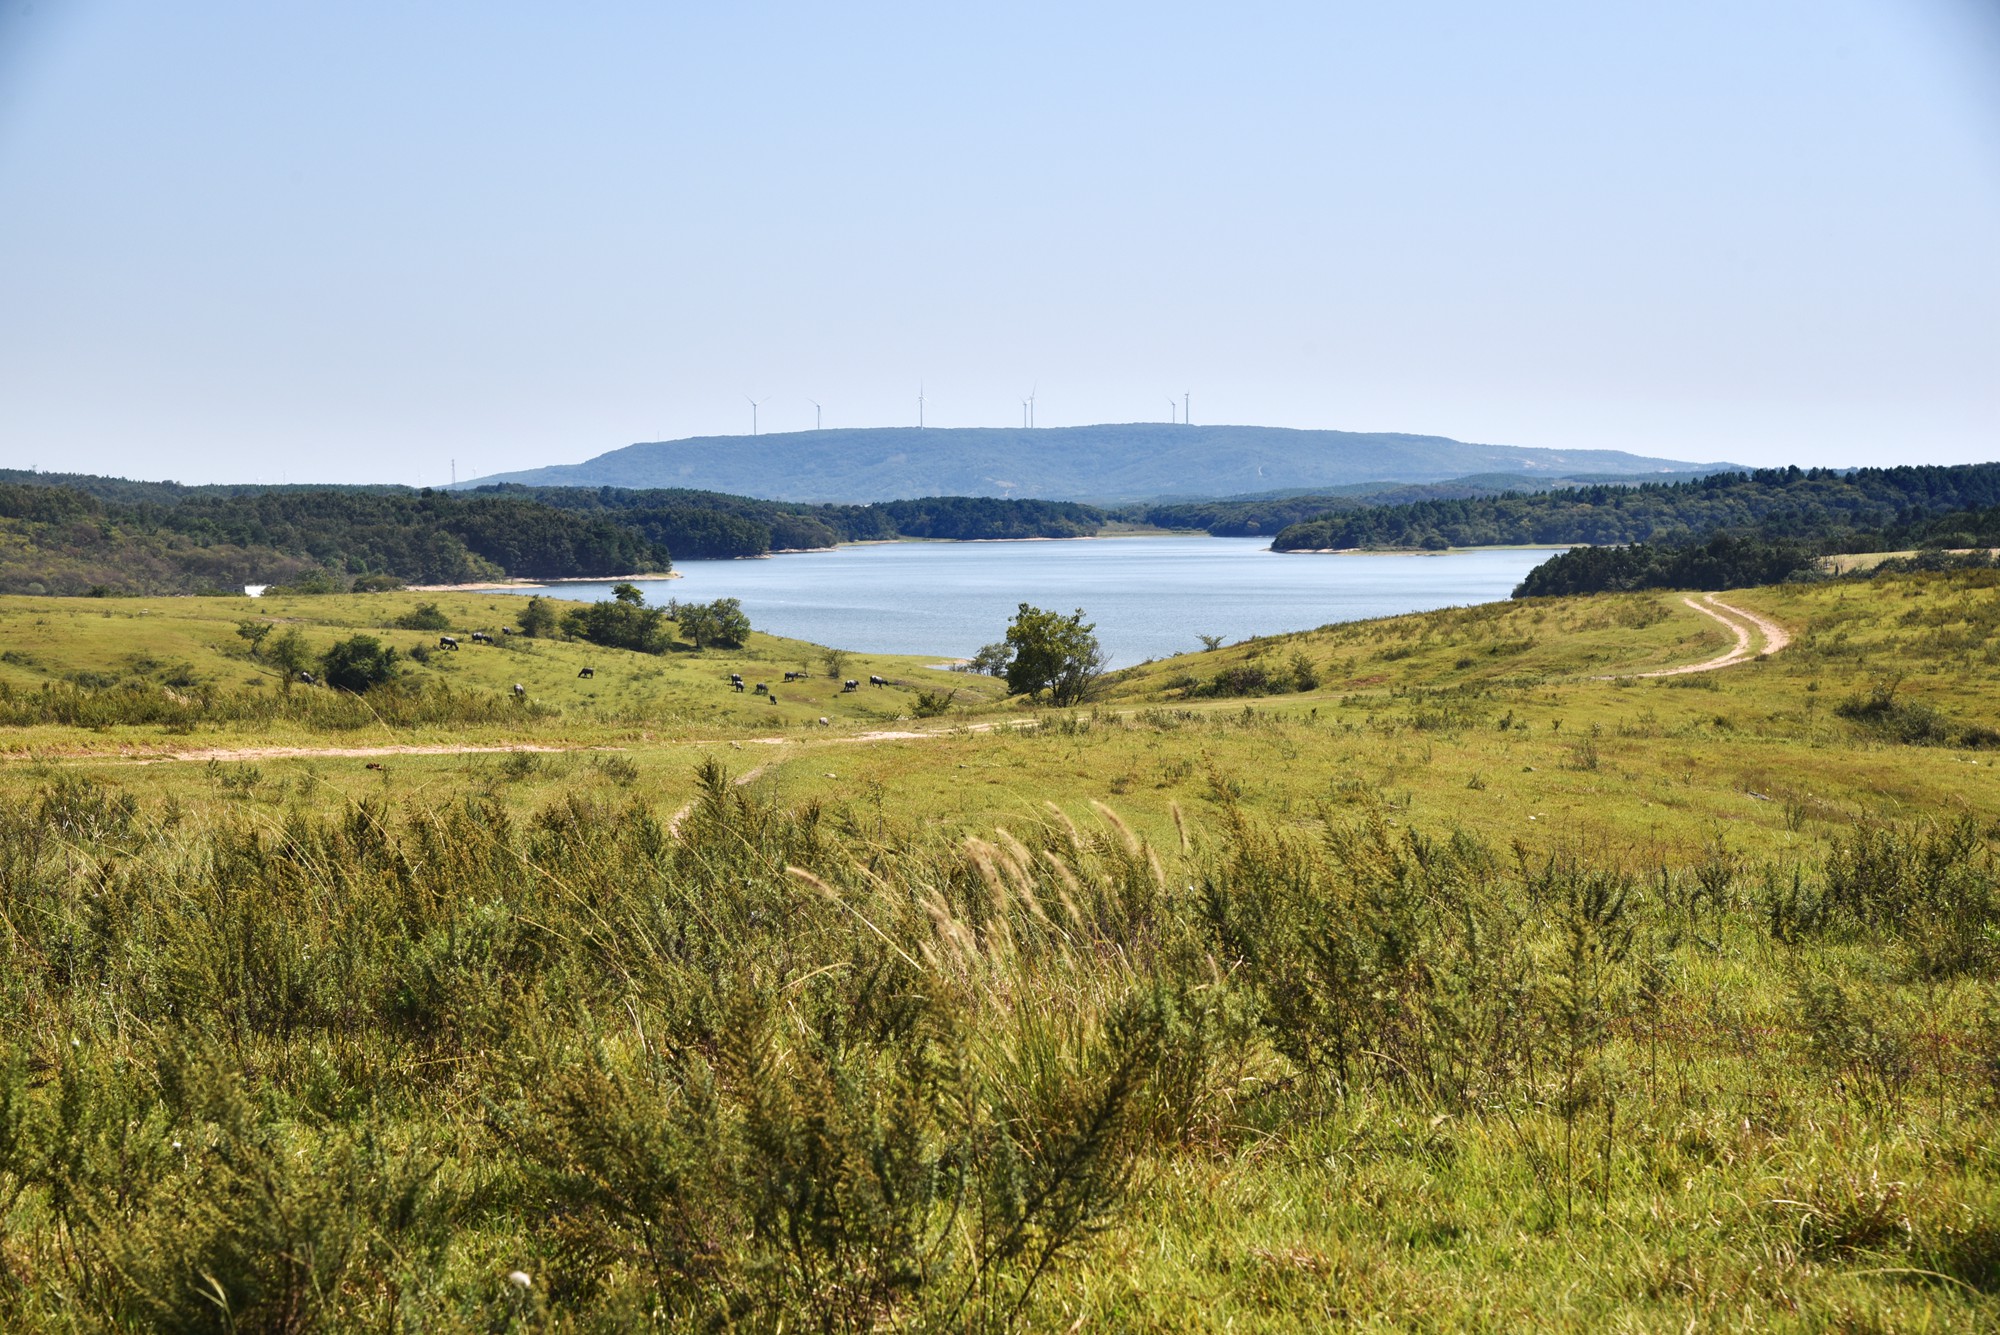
[[495, 486, 1106, 557], [1269, 464, 2000, 552], [1512, 502, 2000, 596], [0, 476, 1108, 595]]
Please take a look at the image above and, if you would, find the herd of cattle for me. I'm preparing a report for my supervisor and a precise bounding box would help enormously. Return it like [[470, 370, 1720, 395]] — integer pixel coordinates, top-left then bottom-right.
[[724, 670, 896, 706], [293, 627, 900, 707]]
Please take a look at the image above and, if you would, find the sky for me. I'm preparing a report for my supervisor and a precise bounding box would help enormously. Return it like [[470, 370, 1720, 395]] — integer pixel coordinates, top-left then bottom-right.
[[0, 1, 1995, 486]]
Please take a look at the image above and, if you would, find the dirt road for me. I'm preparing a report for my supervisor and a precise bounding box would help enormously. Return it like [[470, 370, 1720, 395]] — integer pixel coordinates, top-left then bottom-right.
[[1630, 594, 1790, 678]]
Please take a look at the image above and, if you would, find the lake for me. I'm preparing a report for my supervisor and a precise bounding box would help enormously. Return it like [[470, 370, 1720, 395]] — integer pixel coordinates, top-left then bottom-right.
[[507, 538, 1566, 666]]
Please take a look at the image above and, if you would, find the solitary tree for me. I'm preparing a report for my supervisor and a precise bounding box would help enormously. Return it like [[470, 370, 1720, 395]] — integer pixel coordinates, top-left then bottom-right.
[[235, 619, 273, 658], [612, 582, 645, 606], [1002, 604, 1104, 706], [265, 628, 312, 688]]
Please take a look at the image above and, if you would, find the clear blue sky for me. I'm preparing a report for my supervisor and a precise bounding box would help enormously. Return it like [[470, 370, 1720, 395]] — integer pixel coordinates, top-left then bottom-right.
[[1, 1, 1995, 485]]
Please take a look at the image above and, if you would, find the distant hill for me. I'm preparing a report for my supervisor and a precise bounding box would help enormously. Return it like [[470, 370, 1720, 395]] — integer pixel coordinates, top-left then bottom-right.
[[459, 424, 1728, 503]]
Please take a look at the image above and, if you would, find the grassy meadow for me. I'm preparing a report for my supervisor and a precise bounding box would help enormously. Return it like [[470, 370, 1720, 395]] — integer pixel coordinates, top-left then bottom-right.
[[0, 570, 1996, 1330]]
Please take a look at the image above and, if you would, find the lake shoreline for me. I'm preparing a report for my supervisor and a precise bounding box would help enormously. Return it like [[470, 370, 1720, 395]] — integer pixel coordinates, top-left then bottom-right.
[[407, 571, 681, 593], [460, 535, 1566, 593], [468, 536, 1566, 665]]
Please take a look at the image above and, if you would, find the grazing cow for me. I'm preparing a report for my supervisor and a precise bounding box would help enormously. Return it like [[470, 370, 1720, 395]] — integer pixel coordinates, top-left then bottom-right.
[[438, 635, 459, 650], [753, 683, 767, 696], [511, 683, 526, 699], [768, 693, 778, 704], [843, 679, 859, 692], [818, 716, 829, 727], [364, 762, 384, 772], [783, 671, 803, 682], [577, 667, 594, 679], [731, 675, 745, 692], [470, 630, 492, 644], [297, 670, 316, 685], [500, 627, 513, 636], [869, 675, 887, 688]]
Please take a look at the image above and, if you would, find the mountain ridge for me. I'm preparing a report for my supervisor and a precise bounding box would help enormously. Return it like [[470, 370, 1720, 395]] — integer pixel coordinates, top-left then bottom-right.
[[460, 423, 1731, 504]]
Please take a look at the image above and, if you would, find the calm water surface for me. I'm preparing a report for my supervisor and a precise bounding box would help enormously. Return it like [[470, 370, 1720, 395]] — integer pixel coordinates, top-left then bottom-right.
[[514, 538, 1564, 666]]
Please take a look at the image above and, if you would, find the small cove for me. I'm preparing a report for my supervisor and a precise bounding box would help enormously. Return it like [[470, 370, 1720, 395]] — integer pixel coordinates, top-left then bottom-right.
[[504, 537, 1567, 665]]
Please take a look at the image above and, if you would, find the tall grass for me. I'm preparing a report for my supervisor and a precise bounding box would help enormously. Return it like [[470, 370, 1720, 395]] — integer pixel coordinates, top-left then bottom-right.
[[0, 770, 1994, 1328]]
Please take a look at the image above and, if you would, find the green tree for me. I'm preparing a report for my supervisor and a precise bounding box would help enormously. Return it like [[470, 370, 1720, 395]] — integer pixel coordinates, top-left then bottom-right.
[[564, 599, 668, 653], [235, 619, 273, 658], [319, 634, 399, 693], [612, 582, 645, 606], [676, 598, 751, 650], [517, 595, 558, 638], [705, 597, 751, 648], [1002, 604, 1104, 706], [968, 641, 1012, 677], [675, 601, 714, 649], [265, 628, 312, 688]]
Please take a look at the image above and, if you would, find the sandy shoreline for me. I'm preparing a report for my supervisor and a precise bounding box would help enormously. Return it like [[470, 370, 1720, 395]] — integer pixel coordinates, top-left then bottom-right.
[[406, 571, 680, 593]]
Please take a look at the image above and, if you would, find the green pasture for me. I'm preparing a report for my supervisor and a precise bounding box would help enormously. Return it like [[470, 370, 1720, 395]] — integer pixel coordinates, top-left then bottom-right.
[[0, 589, 994, 751], [0, 571, 1997, 1330]]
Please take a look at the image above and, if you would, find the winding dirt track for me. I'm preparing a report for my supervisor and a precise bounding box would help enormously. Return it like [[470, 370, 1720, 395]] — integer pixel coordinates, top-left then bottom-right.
[[1629, 594, 1790, 678]]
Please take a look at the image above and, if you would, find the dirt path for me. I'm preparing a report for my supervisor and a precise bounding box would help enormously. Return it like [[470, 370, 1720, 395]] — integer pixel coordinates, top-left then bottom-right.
[[4, 742, 598, 765], [5, 597, 1792, 768], [0, 717, 1032, 768], [1628, 593, 1789, 678]]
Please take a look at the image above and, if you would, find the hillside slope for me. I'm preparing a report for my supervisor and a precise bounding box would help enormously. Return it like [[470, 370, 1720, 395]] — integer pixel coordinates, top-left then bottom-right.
[[462, 423, 1723, 503]]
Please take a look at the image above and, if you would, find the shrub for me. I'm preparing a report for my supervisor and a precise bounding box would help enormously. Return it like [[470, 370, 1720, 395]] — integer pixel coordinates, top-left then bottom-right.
[[393, 601, 452, 631], [1197, 665, 1279, 698], [318, 634, 400, 693], [1289, 651, 1319, 691], [912, 688, 957, 717]]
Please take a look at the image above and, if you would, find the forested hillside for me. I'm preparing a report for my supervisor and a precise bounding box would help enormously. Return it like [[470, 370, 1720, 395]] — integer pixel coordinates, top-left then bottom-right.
[[0, 484, 666, 595], [1270, 463, 2000, 551], [1116, 471, 1715, 535], [1513, 501, 2000, 596], [0, 475, 1108, 595], [504, 486, 1104, 556]]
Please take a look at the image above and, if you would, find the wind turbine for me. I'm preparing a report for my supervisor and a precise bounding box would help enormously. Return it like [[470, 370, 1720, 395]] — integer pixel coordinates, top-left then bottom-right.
[[918, 383, 926, 428], [746, 396, 767, 436], [1166, 398, 1176, 424], [1183, 392, 1191, 426], [1022, 400, 1029, 428], [1028, 384, 1037, 429], [808, 398, 821, 430]]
